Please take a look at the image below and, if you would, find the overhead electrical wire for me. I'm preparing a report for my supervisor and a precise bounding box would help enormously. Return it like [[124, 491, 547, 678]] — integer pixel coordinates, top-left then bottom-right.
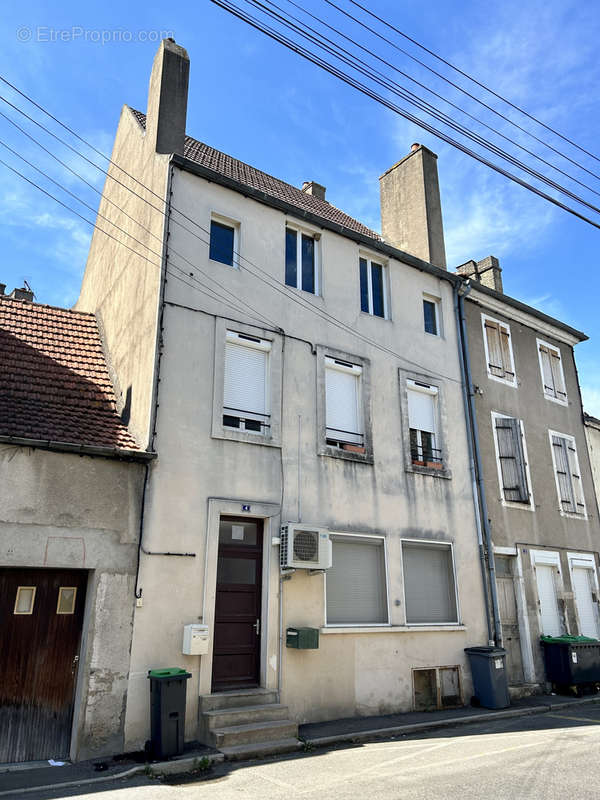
[[323, 0, 600, 175], [209, 0, 600, 230], [343, 0, 600, 165], [242, 0, 600, 214]]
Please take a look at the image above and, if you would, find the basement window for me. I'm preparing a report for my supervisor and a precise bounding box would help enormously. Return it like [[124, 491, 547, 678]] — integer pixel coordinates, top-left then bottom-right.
[[413, 666, 462, 711]]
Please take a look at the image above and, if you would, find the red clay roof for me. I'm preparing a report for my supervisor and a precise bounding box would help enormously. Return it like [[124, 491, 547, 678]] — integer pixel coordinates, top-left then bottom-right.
[[0, 295, 140, 451], [130, 108, 381, 242]]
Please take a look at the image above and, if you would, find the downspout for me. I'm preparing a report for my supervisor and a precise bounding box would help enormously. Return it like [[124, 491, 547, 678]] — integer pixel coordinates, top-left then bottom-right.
[[454, 280, 502, 646]]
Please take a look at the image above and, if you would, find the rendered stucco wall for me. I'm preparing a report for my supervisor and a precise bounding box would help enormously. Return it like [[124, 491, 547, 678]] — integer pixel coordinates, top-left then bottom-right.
[[0, 445, 144, 759]]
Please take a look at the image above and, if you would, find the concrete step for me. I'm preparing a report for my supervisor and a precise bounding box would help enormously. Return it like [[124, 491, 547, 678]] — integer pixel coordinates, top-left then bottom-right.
[[199, 689, 279, 712], [212, 719, 299, 748], [219, 737, 301, 761], [203, 703, 290, 730]]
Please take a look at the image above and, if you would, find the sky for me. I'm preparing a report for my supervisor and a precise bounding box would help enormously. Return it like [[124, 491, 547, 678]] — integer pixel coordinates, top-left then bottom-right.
[[0, 0, 598, 412]]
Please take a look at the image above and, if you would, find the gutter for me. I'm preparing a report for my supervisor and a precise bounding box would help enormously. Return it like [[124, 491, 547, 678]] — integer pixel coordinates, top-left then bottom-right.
[[0, 434, 155, 462], [454, 281, 502, 646]]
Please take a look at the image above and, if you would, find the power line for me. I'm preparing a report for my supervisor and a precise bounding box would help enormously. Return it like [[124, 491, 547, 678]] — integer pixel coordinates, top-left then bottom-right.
[[321, 0, 600, 179], [344, 0, 600, 165], [210, 0, 600, 230], [242, 0, 600, 214]]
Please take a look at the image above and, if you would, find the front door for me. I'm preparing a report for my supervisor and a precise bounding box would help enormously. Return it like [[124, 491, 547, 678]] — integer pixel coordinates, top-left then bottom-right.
[[212, 518, 263, 692], [535, 564, 562, 637], [496, 556, 524, 684], [572, 567, 600, 639], [0, 568, 87, 762]]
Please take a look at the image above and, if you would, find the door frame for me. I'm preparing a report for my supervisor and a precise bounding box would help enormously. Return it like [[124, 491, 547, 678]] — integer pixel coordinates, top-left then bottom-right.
[[567, 551, 600, 638], [200, 498, 280, 696], [494, 546, 535, 682]]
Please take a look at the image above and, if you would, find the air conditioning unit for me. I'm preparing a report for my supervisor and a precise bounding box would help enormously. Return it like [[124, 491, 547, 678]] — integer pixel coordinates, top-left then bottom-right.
[[280, 524, 332, 570]]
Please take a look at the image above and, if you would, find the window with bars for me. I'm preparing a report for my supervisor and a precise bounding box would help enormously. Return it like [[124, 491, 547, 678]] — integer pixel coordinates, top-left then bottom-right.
[[493, 415, 531, 504], [402, 541, 458, 624], [326, 535, 388, 625], [325, 357, 364, 451], [223, 331, 271, 434], [482, 315, 516, 384], [550, 432, 586, 516], [537, 340, 567, 403], [359, 256, 387, 318], [285, 227, 317, 294], [407, 381, 442, 467]]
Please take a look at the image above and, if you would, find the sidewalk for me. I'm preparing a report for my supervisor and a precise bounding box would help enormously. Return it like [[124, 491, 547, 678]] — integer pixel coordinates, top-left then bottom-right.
[[1, 693, 599, 797]]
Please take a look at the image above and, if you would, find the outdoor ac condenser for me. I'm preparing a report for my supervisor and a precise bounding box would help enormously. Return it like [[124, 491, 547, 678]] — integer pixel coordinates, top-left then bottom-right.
[[280, 524, 332, 570]]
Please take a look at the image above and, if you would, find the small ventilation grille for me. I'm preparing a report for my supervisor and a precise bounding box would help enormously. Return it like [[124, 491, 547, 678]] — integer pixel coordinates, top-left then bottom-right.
[[293, 530, 319, 562]]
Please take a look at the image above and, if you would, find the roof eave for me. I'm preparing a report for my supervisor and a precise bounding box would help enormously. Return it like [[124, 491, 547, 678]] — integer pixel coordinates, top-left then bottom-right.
[[0, 434, 156, 462]]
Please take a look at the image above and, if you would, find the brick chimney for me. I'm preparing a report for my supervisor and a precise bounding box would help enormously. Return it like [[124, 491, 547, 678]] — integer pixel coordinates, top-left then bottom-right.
[[301, 181, 326, 201], [146, 38, 190, 155], [379, 143, 446, 269], [456, 255, 503, 293]]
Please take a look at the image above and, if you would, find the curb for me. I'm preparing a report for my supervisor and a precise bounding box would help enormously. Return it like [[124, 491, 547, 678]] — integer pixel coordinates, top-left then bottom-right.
[[0, 753, 225, 797]]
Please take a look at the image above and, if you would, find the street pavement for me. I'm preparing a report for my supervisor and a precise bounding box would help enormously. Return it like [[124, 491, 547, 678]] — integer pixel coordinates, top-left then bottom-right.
[[19, 703, 600, 800]]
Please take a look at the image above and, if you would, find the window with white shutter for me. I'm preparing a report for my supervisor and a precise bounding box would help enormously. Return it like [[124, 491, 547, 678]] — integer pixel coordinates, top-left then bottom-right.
[[326, 535, 388, 625], [223, 331, 271, 434], [537, 340, 567, 403], [550, 432, 586, 516], [482, 315, 516, 385], [325, 357, 363, 449], [407, 381, 441, 466], [493, 415, 531, 504], [402, 541, 458, 624]]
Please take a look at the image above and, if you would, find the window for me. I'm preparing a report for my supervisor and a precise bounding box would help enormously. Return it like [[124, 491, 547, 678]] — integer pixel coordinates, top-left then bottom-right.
[[423, 295, 440, 336], [326, 535, 388, 625], [223, 331, 271, 434], [550, 431, 586, 517], [482, 315, 516, 385], [492, 414, 532, 505], [359, 256, 387, 318], [537, 340, 567, 404], [285, 226, 317, 294], [402, 541, 458, 624], [14, 586, 36, 615], [57, 587, 77, 615], [407, 380, 442, 467], [325, 357, 363, 451], [209, 218, 236, 266]]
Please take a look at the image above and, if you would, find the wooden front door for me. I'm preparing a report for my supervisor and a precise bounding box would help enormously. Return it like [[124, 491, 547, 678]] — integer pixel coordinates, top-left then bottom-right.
[[0, 568, 87, 762], [212, 518, 263, 692], [496, 556, 525, 685]]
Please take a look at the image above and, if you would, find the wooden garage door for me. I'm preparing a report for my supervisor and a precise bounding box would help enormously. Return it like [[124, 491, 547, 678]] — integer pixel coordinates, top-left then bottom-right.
[[0, 568, 87, 762]]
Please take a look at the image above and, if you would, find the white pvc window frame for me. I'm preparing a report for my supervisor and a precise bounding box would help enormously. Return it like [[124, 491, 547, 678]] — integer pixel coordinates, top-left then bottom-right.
[[359, 251, 389, 319], [400, 538, 461, 626], [548, 429, 587, 519], [285, 222, 320, 296], [481, 313, 517, 387], [324, 356, 364, 448], [209, 211, 240, 269], [323, 531, 390, 628], [223, 330, 272, 437], [491, 411, 535, 511], [536, 338, 568, 406], [423, 293, 442, 337]]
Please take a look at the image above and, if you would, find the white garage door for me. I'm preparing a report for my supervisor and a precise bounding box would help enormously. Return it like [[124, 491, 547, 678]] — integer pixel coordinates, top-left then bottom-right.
[[536, 565, 561, 636], [572, 567, 599, 639]]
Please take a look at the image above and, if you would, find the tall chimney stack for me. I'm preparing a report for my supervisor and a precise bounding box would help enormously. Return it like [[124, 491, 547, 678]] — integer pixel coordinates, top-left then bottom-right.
[[146, 38, 190, 155], [379, 143, 447, 269]]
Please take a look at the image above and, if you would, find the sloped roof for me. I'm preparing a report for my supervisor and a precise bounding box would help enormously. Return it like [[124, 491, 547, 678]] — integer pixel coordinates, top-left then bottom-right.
[[0, 295, 140, 451], [130, 108, 381, 242]]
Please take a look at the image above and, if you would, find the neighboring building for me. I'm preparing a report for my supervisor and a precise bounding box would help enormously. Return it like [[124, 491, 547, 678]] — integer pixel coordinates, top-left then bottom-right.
[[456, 259, 600, 691], [0, 287, 151, 762], [76, 39, 489, 755], [584, 413, 600, 507]]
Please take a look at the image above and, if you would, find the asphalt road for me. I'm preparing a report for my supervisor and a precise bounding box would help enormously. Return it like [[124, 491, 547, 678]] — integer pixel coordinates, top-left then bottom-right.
[[26, 704, 600, 800]]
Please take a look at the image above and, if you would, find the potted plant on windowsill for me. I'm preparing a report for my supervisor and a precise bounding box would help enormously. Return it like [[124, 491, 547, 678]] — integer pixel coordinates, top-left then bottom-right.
[[425, 461, 443, 470], [342, 443, 366, 454]]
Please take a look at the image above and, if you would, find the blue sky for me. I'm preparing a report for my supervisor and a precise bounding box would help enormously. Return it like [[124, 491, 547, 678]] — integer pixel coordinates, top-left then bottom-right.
[[0, 0, 599, 412]]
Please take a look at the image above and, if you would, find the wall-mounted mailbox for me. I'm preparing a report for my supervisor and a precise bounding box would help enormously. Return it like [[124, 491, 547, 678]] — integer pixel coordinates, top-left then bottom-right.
[[286, 627, 319, 649], [182, 624, 209, 655]]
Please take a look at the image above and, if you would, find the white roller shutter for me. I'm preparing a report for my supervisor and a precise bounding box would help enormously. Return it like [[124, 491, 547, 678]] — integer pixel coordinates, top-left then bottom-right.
[[407, 383, 436, 434], [326, 536, 387, 624], [224, 334, 270, 423], [572, 567, 599, 639], [535, 565, 561, 636], [325, 358, 362, 444], [402, 542, 458, 624]]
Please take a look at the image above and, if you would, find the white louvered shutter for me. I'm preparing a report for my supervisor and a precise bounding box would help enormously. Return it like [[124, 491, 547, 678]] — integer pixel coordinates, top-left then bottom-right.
[[407, 386, 436, 434], [567, 441, 586, 514], [539, 345, 555, 396], [402, 543, 458, 624], [550, 351, 566, 399], [326, 536, 387, 624], [495, 417, 529, 502], [552, 436, 576, 512], [572, 567, 599, 638], [224, 336, 269, 425], [325, 359, 362, 444], [499, 326, 514, 379], [535, 565, 561, 636], [485, 321, 503, 376]]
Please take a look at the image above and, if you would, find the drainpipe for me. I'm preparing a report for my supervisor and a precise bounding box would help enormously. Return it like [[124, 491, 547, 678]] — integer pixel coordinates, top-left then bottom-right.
[[454, 280, 502, 646]]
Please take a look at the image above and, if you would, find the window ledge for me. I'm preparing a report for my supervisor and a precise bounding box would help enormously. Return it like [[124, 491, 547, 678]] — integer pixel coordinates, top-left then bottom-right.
[[359, 311, 391, 323], [544, 394, 569, 407], [212, 430, 281, 448], [320, 625, 466, 634], [405, 463, 452, 480], [500, 499, 535, 512], [319, 447, 374, 465], [487, 373, 518, 388], [558, 510, 588, 521]]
